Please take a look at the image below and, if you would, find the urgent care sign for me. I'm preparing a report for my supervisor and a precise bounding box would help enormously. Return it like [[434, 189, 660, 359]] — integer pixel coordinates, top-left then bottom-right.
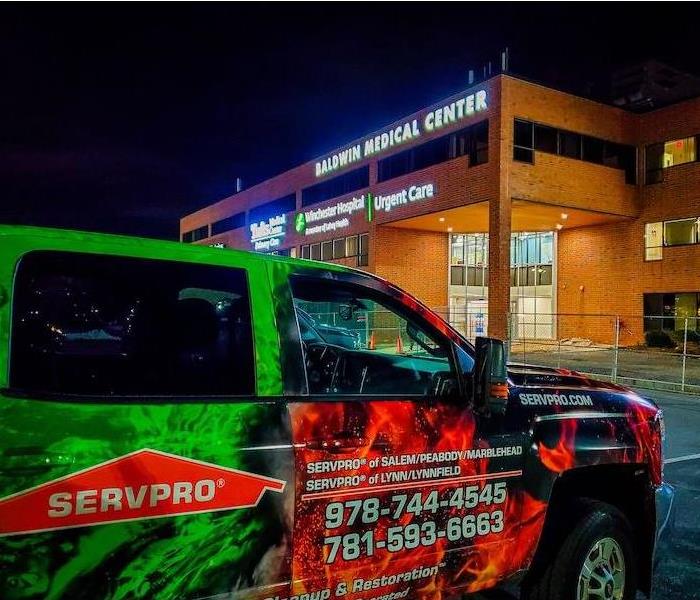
[[315, 89, 488, 177]]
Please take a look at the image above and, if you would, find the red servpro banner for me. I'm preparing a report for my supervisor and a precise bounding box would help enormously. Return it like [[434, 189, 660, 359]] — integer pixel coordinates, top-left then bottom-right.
[[0, 448, 286, 536]]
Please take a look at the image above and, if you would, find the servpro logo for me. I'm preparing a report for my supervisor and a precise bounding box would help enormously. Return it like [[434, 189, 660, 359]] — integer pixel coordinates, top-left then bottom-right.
[[0, 449, 286, 537]]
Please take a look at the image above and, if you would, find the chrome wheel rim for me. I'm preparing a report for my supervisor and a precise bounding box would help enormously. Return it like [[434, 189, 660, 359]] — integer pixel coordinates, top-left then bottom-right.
[[577, 537, 626, 600]]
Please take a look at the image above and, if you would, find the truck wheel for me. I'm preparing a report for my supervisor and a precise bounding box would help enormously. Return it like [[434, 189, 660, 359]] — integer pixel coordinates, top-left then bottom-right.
[[521, 501, 636, 600]]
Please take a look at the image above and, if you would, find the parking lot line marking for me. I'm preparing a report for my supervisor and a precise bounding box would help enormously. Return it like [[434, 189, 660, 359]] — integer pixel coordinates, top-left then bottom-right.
[[665, 453, 700, 464]]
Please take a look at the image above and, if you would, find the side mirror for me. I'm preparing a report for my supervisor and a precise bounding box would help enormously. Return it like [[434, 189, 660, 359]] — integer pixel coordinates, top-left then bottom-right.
[[474, 337, 509, 416]]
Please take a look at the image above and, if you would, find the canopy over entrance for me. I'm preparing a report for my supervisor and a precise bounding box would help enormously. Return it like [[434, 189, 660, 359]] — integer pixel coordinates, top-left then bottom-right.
[[384, 199, 631, 233]]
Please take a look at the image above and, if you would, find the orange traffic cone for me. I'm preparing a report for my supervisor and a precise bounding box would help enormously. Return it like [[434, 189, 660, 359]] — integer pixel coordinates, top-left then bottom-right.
[[368, 331, 376, 350], [396, 334, 404, 354]]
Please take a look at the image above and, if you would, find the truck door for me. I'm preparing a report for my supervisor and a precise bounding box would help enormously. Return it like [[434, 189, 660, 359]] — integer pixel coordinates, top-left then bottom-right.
[[285, 274, 526, 600], [0, 250, 292, 600]]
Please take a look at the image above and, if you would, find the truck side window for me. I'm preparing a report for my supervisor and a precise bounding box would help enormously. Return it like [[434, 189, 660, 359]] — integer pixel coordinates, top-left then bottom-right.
[[291, 277, 456, 397], [10, 251, 255, 396]]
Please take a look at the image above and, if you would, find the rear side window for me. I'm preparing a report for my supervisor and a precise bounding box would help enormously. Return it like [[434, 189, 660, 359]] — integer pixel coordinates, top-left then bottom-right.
[[11, 252, 255, 396]]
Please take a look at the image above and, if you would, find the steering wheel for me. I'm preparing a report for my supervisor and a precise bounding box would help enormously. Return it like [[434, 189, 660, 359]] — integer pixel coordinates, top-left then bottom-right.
[[304, 342, 343, 394]]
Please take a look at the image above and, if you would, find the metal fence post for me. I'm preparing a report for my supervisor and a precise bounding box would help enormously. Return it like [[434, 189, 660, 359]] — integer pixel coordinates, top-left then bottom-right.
[[557, 338, 562, 369], [682, 317, 688, 393], [612, 315, 620, 383], [506, 312, 512, 361]]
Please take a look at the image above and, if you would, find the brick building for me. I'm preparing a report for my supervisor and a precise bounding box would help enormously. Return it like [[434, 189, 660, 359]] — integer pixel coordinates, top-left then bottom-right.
[[180, 73, 700, 345]]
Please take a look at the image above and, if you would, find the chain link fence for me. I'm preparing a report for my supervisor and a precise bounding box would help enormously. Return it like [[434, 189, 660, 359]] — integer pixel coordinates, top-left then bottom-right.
[[302, 305, 700, 395], [438, 309, 699, 395]]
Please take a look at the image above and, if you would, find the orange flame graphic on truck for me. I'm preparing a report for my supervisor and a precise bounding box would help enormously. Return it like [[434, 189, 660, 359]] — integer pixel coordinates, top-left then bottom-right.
[[537, 418, 577, 474]]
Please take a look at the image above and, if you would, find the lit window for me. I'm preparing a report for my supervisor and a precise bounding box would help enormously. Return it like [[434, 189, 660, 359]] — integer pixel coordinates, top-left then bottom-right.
[[663, 137, 696, 168], [450, 235, 465, 265], [346, 235, 358, 257], [645, 222, 663, 260], [540, 232, 554, 265], [646, 136, 698, 183], [664, 218, 697, 247]]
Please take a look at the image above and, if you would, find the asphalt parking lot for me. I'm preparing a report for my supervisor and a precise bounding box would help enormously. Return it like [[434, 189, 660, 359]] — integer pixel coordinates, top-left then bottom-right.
[[475, 388, 700, 600], [648, 389, 700, 600]]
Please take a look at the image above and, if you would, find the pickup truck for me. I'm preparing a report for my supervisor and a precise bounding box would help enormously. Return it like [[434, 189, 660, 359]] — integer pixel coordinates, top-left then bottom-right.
[[0, 226, 673, 600]]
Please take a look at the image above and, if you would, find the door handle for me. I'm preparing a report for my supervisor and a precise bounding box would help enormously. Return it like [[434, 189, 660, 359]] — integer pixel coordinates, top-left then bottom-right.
[[304, 432, 391, 453], [305, 434, 367, 454]]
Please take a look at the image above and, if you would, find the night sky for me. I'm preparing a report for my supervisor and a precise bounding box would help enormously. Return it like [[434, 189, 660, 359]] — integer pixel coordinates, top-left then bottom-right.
[[2, 3, 698, 240]]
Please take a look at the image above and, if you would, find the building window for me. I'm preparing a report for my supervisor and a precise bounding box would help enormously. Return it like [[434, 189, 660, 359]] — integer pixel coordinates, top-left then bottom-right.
[[333, 238, 346, 259], [211, 212, 246, 236], [645, 217, 700, 258], [377, 120, 489, 182], [248, 194, 296, 223], [664, 218, 698, 246], [290, 247, 298, 258], [346, 235, 359, 257], [303, 234, 364, 264], [559, 131, 582, 159], [449, 232, 554, 289], [451, 234, 466, 265], [646, 136, 698, 183], [514, 118, 636, 183], [466, 266, 486, 286], [511, 232, 554, 286], [358, 233, 369, 266], [645, 222, 663, 261], [534, 124, 558, 153], [582, 135, 605, 164], [466, 120, 489, 166], [450, 265, 466, 285], [302, 166, 369, 207], [540, 233, 554, 264], [513, 119, 534, 163], [644, 292, 700, 333], [537, 264, 553, 286], [321, 240, 333, 261], [182, 225, 209, 243], [665, 136, 697, 166]]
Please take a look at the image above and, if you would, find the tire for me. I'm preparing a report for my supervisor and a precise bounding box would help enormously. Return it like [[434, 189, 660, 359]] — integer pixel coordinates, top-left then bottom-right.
[[521, 500, 637, 600]]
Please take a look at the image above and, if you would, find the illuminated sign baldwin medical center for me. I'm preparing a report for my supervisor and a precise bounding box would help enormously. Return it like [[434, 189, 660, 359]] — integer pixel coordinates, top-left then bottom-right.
[[250, 214, 286, 251], [315, 89, 487, 177]]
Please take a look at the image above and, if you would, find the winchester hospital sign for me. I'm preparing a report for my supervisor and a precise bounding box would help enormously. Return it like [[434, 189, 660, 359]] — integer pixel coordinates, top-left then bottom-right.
[[314, 89, 488, 177], [295, 183, 436, 237], [250, 183, 436, 250]]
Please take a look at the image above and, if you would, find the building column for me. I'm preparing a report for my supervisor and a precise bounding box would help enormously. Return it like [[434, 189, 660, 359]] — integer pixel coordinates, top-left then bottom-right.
[[487, 192, 511, 340]]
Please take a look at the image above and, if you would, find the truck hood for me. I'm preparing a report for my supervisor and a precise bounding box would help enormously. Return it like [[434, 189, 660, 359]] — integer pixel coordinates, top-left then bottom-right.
[[507, 362, 660, 417]]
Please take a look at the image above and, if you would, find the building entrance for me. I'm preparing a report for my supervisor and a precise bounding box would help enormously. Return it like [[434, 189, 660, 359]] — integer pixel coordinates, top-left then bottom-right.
[[448, 231, 556, 339]]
